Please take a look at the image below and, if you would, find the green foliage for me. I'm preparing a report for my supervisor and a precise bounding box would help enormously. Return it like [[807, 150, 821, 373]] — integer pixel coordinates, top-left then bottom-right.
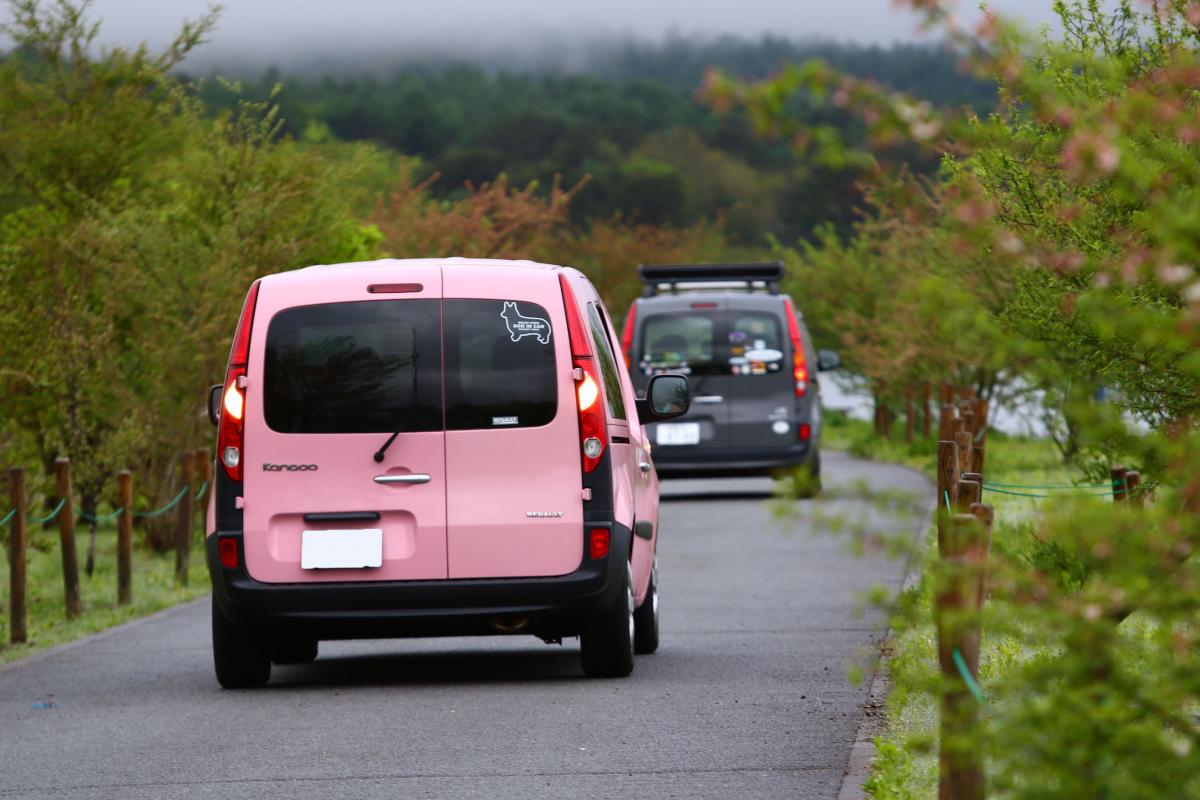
[[724, 1, 1200, 796]]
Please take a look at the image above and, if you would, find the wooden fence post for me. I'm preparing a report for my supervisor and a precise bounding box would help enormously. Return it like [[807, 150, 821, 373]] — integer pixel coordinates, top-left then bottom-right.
[[9, 468, 28, 644], [1111, 465, 1128, 504], [906, 386, 916, 444], [922, 381, 933, 439], [937, 441, 960, 554], [117, 471, 133, 605], [939, 403, 957, 441], [194, 447, 210, 536], [958, 472, 982, 513], [937, 510, 987, 800], [175, 452, 194, 586], [54, 458, 81, 618], [971, 398, 989, 475], [1124, 470, 1142, 507], [955, 430, 974, 477]]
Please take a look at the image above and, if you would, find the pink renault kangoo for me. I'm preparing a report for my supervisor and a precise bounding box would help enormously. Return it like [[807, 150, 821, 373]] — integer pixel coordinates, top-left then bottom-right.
[[204, 258, 689, 688]]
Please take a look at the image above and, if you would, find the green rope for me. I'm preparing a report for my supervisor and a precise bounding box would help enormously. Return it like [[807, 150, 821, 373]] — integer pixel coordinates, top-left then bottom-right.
[[953, 648, 986, 705], [0, 508, 14, 526], [134, 486, 189, 518], [80, 507, 125, 523], [27, 497, 66, 525], [983, 480, 1115, 489], [983, 485, 1116, 499], [193, 481, 209, 501], [944, 489, 952, 513]]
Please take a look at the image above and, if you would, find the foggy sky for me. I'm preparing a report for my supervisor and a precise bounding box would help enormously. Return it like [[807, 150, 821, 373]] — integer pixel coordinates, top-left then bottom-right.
[[21, 1, 1066, 70]]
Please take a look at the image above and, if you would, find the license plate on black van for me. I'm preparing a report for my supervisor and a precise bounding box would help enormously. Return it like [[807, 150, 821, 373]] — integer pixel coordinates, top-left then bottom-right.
[[656, 422, 701, 446]]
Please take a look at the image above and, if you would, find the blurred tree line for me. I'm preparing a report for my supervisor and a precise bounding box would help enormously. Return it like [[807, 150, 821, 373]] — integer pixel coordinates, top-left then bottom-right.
[[0, 0, 722, 538], [190, 39, 993, 245]]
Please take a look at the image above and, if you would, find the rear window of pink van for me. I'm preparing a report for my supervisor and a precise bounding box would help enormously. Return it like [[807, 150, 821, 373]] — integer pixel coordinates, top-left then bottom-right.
[[263, 299, 557, 434]]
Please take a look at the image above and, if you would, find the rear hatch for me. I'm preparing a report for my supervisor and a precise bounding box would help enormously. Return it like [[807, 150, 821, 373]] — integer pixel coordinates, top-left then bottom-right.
[[634, 296, 801, 454], [240, 261, 583, 584], [634, 300, 730, 451], [722, 299, 798, 449]]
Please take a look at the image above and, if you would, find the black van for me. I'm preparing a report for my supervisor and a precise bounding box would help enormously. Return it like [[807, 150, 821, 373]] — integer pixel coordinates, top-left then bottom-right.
[[619, 263, 839, 484]]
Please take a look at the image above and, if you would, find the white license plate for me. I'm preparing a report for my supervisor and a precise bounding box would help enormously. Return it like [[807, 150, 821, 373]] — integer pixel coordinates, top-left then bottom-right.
[[657, 422, 701, 446], [301, 528, 383, 569]]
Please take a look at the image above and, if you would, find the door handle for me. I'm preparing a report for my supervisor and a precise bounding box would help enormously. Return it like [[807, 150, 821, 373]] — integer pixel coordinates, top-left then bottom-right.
[[639, 461, 652, 474], [692, 395, 723, 404], [374, 474, 431, 485]]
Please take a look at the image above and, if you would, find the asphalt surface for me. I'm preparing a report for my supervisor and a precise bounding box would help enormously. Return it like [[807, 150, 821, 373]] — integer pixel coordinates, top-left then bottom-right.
[[0, 451, 930, 800]]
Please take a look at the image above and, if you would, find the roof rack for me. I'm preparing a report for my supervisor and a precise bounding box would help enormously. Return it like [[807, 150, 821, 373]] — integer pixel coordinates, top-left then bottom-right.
[[637, 262, 784, 296]]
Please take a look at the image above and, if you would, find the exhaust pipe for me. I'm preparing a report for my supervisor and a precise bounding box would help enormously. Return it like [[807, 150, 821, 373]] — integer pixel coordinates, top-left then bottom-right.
[[488, 616, 530, 634]]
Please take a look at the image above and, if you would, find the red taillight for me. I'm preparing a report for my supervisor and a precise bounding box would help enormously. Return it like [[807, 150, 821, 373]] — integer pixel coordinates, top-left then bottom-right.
[[783, 297, 808, 398], [218, 537, 239, 569], [620, 302, 637, 369], [561, 274, 609, 474], [589, 528, 610, 560], [218, 281, 261, 482], [799, 423, 812, 442]]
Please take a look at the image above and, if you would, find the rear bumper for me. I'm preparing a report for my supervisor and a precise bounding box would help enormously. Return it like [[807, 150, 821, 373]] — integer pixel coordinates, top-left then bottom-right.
[[206, 523, 631, 641], [653, 443, 814, 477]]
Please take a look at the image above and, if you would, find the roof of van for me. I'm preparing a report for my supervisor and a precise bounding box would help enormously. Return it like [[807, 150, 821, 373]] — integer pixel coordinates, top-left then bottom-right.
[[633, 291, 792, 312], [295, 257, 564, 274]]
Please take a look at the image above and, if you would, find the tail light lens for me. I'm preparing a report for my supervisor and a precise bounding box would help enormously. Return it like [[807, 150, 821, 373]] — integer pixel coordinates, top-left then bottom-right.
[[783, 297, 808, 398], [560, 273, 608, 473], [620, 302, 637, 369], [218, 536, 239, 569], [799, 422, 812, 442], [589, 528, 610, 560], [217, 280, 261, 483]]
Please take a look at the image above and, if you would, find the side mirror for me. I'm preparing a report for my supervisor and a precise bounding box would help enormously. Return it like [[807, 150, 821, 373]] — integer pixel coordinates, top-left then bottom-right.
[[207, 384, 223, 426], [637, 373, 690, 422], [817, 350, 841, 372]]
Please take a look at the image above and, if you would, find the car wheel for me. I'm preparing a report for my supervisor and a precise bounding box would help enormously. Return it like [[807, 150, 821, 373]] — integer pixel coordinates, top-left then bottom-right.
[[272, 639, 318, 665], [633, 557, 660, 655], [212, 598, 271, 689], [580, 560, 635, 678]]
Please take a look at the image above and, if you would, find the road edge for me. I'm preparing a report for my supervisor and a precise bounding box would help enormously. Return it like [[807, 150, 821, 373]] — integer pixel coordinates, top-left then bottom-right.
[[0, 595, 208, 674], [837, 462, 934, 800]]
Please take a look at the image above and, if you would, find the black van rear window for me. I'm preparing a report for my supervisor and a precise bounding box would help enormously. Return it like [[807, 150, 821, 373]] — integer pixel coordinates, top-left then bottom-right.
[[444, 300, 557, 430], [639, 311, 722, 375], [263, 300, 443, 434]]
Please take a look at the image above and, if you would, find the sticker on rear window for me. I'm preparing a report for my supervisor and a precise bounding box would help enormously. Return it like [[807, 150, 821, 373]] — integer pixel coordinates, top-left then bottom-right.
[[500, 302, 551, 344], [492, 416, 519, 426]]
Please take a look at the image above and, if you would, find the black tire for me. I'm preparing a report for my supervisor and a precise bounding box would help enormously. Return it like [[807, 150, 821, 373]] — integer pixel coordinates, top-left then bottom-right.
[[272, 639, 318, 665], [580, 560, 635, 678], [212, 598, 271, 689], [633, 557, 660, 655]]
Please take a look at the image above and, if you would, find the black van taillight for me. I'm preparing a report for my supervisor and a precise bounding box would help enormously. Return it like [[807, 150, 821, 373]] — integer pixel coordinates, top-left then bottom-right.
[[217, 280, 261, 482], [783, 296, 809, 398], [620, 302, 637, 369], [560, 273, 608, 474]]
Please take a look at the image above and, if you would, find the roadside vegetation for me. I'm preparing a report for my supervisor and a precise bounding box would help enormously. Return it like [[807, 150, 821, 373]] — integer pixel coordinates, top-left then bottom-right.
[[713, 1, 1200, 795]]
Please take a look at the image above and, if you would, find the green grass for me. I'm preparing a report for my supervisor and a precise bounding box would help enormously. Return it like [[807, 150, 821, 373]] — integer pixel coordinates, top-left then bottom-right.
[[0, 524, 209, 664]]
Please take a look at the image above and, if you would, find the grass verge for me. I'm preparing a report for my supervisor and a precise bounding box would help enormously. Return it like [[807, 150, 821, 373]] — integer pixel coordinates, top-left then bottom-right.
[[0, 524, 208, 664]]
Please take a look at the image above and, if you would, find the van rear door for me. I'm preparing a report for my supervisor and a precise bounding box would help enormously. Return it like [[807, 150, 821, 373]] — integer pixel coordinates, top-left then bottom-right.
[[636, 302, 730, 450], [722, 302, 797, 450], [442, 268, 584, 579], [241, 265, 448, 583]]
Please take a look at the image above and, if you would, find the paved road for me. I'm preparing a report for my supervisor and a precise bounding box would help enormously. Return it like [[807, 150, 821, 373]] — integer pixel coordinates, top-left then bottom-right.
[[0, 452, 930, 800]]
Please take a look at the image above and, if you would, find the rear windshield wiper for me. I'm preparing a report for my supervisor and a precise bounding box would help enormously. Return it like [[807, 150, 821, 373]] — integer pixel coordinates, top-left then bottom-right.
[[373, 355, 418, 463]]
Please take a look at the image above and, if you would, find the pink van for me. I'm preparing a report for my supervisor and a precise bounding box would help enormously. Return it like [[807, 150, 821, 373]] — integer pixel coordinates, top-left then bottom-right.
[[204, 258, 689, 688]]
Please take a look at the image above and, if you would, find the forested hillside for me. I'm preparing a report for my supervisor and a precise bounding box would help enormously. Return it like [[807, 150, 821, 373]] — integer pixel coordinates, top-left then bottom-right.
[[192, 38, 992, 245]]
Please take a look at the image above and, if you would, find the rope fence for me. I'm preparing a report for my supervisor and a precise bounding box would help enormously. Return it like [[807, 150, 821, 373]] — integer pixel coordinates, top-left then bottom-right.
[[4, 447, 213, 642]]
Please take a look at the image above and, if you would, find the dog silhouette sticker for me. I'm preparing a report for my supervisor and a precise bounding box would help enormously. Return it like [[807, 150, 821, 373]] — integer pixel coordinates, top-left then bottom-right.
[[500, 301, 552, 344]]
